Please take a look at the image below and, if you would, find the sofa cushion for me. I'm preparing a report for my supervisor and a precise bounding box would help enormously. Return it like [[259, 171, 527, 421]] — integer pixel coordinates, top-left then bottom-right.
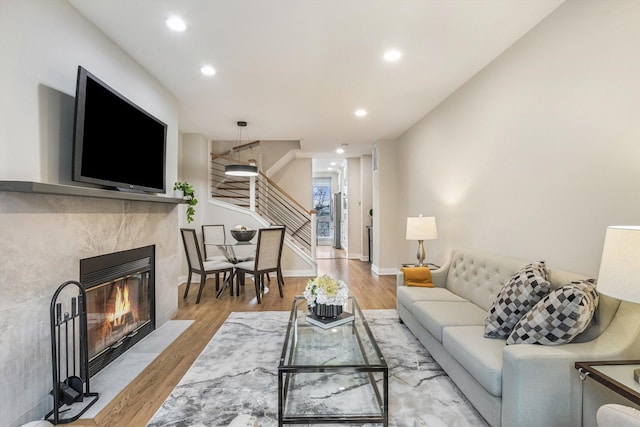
[[507, 279, 598, 345], [413, 301, 487, 343], [484, 262, 551, 339], [397, 286, 466, 314], [443, 326, 505, 397]]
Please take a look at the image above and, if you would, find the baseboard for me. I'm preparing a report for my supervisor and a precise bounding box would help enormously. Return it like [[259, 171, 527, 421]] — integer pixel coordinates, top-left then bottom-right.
[[371, 265, 399, 276], [282, 268, 315, 277]]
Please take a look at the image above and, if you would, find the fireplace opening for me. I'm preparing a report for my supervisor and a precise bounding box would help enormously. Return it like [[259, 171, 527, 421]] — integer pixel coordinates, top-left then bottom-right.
[[80, 245, 156, 377]]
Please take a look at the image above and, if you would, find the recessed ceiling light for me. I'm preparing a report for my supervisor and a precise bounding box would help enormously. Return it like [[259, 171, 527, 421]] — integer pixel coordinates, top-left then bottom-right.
[[383, 49, 402, 62], [355, 109, 367, 117], [328, 167, 333, 171], [166, 16, 187, 32], [330, 162, 336, 166], [201, 65, 216, 76]]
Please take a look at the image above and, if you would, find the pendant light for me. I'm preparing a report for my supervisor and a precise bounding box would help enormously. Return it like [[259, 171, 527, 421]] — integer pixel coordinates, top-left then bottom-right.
[[225, 121, 259, 177]]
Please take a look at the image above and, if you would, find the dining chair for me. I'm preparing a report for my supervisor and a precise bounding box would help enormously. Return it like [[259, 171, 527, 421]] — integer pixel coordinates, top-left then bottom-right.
[[233, 226, 286, 304], [180, 228, 235, 303], [201, 224, 228, 262]]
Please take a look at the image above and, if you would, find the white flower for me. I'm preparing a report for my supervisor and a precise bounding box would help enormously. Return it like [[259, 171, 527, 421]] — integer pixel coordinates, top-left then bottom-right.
[[304, 275, 349, 307]]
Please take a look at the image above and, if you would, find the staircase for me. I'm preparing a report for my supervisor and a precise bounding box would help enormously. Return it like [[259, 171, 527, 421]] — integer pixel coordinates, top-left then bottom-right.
[[211, 154, 316, 257]]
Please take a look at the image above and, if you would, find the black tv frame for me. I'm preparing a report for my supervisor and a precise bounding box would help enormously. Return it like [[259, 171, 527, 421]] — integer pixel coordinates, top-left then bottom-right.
[[72, 66, 167, 194]]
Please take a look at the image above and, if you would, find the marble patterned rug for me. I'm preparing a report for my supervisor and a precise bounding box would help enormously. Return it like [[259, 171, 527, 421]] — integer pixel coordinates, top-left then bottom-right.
[[147, 310, 487, 427]]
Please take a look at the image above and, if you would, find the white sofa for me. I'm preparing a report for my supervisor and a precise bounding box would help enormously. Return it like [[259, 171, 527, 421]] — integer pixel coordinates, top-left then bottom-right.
[[397, 248, 640, 427]]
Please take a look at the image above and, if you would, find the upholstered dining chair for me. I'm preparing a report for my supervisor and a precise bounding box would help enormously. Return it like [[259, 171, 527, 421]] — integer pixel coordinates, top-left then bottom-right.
[[180, 228, 235, 303], [233, 226, 285, 304], [201, 224, 228, 262]]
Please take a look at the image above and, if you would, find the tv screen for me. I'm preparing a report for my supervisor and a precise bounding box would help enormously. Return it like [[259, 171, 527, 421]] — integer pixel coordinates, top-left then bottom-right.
[[72, 66, 167, 193]]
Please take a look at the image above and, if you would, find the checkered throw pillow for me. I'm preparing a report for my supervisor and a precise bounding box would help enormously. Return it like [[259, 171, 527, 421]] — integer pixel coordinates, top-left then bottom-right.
[[484, 262, 550, 339], [507, 279, 598, 345]]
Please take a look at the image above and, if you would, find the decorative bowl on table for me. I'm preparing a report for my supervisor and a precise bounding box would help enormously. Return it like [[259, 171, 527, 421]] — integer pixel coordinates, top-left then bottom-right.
[[230, 229, 257, 242]]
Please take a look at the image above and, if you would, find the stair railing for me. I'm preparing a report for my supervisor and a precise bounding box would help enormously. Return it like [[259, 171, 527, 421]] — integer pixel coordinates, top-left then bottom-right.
[[211, 154, 315, 257]]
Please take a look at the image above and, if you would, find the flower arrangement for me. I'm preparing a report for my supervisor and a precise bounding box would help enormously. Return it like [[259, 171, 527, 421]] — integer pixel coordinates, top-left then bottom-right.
[[303, 275, 349, 307]]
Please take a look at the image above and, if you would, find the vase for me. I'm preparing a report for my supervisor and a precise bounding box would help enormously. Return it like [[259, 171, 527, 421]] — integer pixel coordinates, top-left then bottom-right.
[[173, 189, 184, 198], [312, 303, 343, 319]]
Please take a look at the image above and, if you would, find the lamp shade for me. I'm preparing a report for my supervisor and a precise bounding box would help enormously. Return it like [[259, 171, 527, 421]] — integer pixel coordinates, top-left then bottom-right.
[[224, 164, 258, 177], [406, 216, 438, 241], [596, 226, 640, 303]]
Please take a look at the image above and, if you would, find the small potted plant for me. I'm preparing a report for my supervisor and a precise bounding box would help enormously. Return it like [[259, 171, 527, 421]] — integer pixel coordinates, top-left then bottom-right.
[[173, 181, 198, 223], [303, 275, 349, 318]]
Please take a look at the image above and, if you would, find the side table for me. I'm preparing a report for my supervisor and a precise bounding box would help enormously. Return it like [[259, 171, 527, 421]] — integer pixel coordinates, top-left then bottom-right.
[[575, 360, 640, 426], [575, 360, 640, 406], [401, 263, 441, 269]]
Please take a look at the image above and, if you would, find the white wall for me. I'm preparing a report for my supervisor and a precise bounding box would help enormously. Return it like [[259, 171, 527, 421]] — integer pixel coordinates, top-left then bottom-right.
[[0, 2, 181, 425], [260, 140, 301, 171], [346, 157, 362, 259], [271, 157, 313, 209], [0, 0, 179, 188], [372, 140, 399, 274], [360, 154, 373, 261], [180, 133, 210, 226], [395, 0, 640, 277]]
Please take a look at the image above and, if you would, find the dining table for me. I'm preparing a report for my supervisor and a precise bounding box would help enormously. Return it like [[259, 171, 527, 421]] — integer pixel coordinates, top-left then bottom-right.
[[214, 241, 256, 296], [217, 241, 256, 263]]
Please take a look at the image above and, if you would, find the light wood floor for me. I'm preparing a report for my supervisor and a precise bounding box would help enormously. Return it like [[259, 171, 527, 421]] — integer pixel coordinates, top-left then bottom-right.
[[72, 258, 397, 427], [316, 245, 347, 259]]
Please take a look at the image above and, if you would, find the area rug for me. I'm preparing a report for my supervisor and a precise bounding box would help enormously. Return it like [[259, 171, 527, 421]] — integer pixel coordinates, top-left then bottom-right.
[[147, 310, 487, 427]]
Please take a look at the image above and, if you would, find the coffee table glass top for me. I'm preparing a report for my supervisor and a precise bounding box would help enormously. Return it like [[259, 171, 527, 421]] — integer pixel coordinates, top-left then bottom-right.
[[278, 296, 388, 425]]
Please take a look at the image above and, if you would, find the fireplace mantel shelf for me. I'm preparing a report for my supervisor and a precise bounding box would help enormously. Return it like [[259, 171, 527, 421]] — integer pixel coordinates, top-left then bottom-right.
[[0, 181, 186, 204]]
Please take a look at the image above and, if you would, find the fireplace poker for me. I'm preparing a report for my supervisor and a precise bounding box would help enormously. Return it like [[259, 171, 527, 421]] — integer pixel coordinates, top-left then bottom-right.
[[53, 303, 80, 405], [56, 303, 62, 385], [59, 310, 80, 404], [68, 297, 84, 398], [64, 312, 70, 384], [71, 298, 76, 375]]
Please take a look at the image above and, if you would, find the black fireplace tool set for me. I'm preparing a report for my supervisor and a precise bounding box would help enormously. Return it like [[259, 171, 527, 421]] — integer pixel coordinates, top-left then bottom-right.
[[46, 280, 99, 424]]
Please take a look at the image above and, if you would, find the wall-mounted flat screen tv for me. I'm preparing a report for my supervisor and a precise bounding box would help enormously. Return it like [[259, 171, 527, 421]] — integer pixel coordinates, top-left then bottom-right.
[[72, 66, 167, 193]]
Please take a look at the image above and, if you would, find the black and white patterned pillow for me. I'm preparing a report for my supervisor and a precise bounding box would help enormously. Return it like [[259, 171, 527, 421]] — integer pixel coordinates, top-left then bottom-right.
[[484, 262, 550, 339], [507, 279, 598, 345]]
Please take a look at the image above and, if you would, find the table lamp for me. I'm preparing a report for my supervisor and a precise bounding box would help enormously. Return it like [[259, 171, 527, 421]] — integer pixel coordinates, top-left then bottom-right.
[[596, 225, 640, 382], [406, 215, 438, 267]]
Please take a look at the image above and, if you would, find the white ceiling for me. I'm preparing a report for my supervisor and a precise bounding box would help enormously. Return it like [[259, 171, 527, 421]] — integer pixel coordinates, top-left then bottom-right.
[[68, 0, 564, 161]]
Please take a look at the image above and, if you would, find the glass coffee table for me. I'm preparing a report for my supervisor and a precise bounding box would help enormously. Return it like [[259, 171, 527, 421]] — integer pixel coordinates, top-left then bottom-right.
[[278, 296, 388, 426]]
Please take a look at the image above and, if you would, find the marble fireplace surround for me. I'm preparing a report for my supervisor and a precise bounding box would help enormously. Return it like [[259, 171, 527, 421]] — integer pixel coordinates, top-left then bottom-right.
[[0, 190, 180, 427]]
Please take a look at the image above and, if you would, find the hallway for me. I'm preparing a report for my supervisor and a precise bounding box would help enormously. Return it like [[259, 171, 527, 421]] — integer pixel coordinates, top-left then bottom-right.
[[316, 245, 347, 259]]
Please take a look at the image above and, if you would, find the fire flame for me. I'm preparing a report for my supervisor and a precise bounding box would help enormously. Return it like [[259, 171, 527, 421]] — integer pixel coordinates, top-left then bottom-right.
[[109, 283, 131, 327]]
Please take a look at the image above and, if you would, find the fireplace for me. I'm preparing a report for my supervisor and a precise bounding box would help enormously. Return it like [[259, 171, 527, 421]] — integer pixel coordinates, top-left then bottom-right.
[[80, 245, 156, 377]]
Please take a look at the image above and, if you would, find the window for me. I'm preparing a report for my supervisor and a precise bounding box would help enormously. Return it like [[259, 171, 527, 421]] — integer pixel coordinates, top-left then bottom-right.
[[313, 177, 332, 239]]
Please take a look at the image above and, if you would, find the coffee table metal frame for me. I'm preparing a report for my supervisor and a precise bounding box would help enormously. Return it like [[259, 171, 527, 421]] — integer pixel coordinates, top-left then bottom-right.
[[278, 296, 388, 425]]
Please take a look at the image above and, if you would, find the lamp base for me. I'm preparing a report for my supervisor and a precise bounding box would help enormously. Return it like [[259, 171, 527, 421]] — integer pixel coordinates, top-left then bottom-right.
[[416, 240, 426, 267]]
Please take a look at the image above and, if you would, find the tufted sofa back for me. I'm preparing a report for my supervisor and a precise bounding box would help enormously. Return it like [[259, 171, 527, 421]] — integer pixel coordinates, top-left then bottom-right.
[[444, 248, 527, 311], [442, 248, 620, 341]]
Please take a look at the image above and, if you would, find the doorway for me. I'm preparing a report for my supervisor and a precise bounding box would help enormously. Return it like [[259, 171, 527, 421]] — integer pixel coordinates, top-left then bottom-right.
[[313, 177, 332, 246]]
